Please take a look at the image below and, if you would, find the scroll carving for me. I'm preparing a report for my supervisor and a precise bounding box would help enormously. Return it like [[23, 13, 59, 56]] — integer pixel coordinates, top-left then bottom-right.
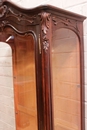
[[6, 8, 36, 24], [0, 5, 7, 18], [0, 4, 37, 33], [39, 12, 51, 52], [0, 20, 35, 35], [0, 0, 3, 6], [0, 4, 36, 24], [52, 16, 79, 33], [52, 16, 71, 26], [0, 20, 9, 29]]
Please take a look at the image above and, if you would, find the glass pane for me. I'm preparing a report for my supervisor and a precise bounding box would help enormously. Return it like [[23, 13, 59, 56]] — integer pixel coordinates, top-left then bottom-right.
[[51, 29, 81, 130], [15, 35, 37, 130]]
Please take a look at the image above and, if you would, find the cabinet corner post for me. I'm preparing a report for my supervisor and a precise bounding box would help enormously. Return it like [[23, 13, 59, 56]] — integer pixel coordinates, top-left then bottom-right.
[[39, 11, 53, 130]]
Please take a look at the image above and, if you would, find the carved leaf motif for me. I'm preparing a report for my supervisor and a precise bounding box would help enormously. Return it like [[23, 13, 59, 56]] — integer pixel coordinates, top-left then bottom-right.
[[39, 12, 50, 34], [0, 5, 7, 18], [39, 12, 51, 52], [52, 16, 71, 26], [52, 17, 57, 25], [64, 19, 70, 26], [0, 0, 3, 6], [0, 20, 7, 27], [52, 16, 79, 33], [0, 20, 9, 31], [43, 40, 49, 51], [6, 8, 36, 24]]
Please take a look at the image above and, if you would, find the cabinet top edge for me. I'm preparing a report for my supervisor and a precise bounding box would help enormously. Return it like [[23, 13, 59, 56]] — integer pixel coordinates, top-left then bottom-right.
[[2, 0, 86, 21]]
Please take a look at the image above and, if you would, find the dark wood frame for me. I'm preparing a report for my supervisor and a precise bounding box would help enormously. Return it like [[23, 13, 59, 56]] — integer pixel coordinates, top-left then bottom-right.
[[0, 0, 86, 130]]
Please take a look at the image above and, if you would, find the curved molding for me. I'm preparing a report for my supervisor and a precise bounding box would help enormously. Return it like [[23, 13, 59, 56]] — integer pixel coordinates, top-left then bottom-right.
[[52, 16, 80, 34], [0, 5, 37, 25], [0, 0, 85, 20], [39, 12, 51, 52], [6, 8, 36, 24], [0, 20, 35, 36]]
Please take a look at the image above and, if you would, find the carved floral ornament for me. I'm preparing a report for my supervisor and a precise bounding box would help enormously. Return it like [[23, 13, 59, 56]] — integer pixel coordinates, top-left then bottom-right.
[[0, 3, 80, 52], [52, 16, 80, 33], [0, 3, 37, 33], [0, 5, 7, 18], [39, 12, 79, 52], [6, 8, 36, 24], [39, 12, 51, 52], [0, 4, 36, 24], [0, 6, 51, 52]]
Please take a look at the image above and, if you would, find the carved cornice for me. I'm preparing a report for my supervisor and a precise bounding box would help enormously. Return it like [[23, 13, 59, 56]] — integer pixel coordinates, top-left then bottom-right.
[[52, 16, 80, 33], [39, 12, 51, 52]]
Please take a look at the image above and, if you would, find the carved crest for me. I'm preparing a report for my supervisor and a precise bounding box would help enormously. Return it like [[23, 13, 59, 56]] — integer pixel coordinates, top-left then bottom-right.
[[0, 4, 37, 34], [39, 12, 51, 52]]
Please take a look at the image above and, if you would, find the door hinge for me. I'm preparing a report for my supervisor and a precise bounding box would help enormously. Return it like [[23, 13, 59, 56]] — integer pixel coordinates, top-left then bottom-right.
[[39, 34, 41, 54]]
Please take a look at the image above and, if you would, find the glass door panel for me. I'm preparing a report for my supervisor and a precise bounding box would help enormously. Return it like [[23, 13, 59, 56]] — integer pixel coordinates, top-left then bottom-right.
[[51, 28, 81, 130], [15, 35, 37, 130]]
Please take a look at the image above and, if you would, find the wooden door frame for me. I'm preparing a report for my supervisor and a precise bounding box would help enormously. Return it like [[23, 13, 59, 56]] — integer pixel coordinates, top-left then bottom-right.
[[39, 10, 85, 130], [0, 1, 86, 130]]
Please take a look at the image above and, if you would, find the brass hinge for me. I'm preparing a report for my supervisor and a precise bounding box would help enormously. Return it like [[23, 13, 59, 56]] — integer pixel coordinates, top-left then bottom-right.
[[39, 34, 41, 54]]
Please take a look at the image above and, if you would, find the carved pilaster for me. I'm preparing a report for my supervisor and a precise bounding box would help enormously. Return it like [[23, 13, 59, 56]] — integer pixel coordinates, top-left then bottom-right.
[[39, 11, 52, 130], [39, 12, 51, 52]]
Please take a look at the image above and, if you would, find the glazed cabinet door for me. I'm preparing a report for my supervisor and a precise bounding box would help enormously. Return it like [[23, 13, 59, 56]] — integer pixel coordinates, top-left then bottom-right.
[[51, 28, 82, 130], [14, 34, 38, 130], [0, 25, 43, 130], [12, 28, 43, 130]]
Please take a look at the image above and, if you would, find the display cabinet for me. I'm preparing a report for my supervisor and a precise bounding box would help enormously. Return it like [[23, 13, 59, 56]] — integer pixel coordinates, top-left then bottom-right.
[[0, 0, 86, 130]]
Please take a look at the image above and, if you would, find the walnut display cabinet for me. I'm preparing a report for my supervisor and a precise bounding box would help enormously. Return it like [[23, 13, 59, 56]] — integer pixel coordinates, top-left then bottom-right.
[[0, 0, 86, 130]]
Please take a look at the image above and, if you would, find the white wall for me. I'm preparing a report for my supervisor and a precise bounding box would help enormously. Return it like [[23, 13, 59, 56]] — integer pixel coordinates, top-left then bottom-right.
[[0, 42, 15, 130]]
